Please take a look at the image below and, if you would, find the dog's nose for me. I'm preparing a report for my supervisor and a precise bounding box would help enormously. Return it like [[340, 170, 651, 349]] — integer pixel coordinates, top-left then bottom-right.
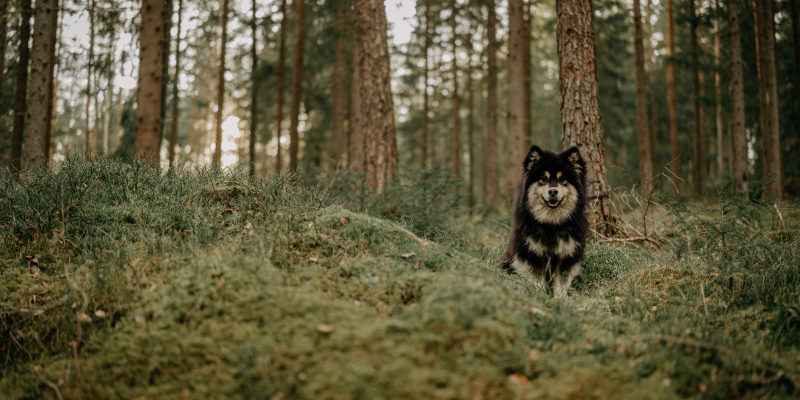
[[548, 188, 558, 197]]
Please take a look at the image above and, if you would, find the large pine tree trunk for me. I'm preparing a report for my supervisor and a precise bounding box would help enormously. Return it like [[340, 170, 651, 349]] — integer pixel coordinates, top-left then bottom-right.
[[633, 0, 652, 196], [506, 0, 526, 202], [24, 0, 59, 170], [450, 0, 460, 181], [275, 0, 287, 170], [754, 0, 780, 198], [212, 0, 228, 165], [133, 0, 165, 165], [421, 0, 431, 169], [329, 0, 348, 166], [349, 42, 364, 173], [353, 0, 395, 192], [557, 0, 613, 230], [169, 0, 184, 166], [10, 0, 32, 170], [248, 0, 258, 176], [728, 0, 747, 193], [691, 0, 703, 197], [666, 0, 680, 199], [484, 0, 499, 206], [288, 0, 306, 172]]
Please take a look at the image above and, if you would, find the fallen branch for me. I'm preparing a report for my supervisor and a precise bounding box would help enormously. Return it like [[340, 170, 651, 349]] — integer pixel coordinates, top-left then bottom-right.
[[32, 365, 64, 400]]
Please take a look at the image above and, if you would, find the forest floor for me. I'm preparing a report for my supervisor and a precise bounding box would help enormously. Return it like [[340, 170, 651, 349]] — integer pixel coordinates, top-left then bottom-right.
[[1, 157, 799, 399]]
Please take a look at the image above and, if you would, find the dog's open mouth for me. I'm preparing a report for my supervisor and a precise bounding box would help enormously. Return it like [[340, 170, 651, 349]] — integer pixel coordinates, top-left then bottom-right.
[[546, 199, 560, 209]]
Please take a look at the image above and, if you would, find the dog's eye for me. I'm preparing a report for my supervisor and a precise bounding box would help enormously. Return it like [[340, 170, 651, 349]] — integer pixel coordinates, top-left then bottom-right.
[[539, 177, 547, 184], [558, 177, 566, 183]]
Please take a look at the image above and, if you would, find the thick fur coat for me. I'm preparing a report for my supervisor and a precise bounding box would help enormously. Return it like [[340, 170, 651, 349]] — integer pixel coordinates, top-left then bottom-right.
[[501, 145, 589, 298]]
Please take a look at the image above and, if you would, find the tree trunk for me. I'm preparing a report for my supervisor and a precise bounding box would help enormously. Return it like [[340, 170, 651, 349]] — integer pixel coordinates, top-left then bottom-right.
[[353, 0, 395, 192], [188, 95, 196, 160], [754, 0, 780, 198], [44, 5, 61, 161], [349, 41, 363, 173], [646, 0, 654, 74], [275, 0, 287, 171], [103, 31, 116, 154], [169, 0, 183, 166], [523, 0, 531, 150], [248, 0, 258, 176], [714, 13, 723, 174], [506, 0, 525, 202], [421, 0, 431, 169], [484, 0, 499, 206], [10, 0, 32, 170], [212, 0, 228, 165], [133, 0, 165, 165], [557, 0, 613, 231], [85, 0, 94, 159], [0, 0, 8, 97], [330, 0, 348, 167], [160, 0, 173, 148], [728, 0, 747, 193], [288, 0, 306, 172], [382, 5, 397, 181], [24, 0, 59, 170], [450, 0, 460, 181], [114, 88, 121, 150], [466, 31, 476, 209], [633, 0, 652, 196], [691, 0, 703, 198], [765, 0, 782, 197], [666, 0, 680, 199]]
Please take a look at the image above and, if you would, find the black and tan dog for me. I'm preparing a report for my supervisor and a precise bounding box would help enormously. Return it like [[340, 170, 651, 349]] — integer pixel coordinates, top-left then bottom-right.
[[502, 145, 589, 298]]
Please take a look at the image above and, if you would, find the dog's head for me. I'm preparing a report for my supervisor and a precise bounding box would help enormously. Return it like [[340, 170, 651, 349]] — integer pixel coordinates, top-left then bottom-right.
[[521, 145, 587, 225]]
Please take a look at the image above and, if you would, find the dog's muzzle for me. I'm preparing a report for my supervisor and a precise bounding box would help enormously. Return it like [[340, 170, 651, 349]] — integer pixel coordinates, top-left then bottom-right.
[[544, 188, 562, 209]]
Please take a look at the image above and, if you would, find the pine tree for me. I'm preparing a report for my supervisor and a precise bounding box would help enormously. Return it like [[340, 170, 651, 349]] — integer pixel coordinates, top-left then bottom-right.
[[212, 0, 229, 165], [506, 0, 526, 201], [754, 0, 781, 198], [133, 0, 165, 164], [85, 0, 95, 158], [288, 0, 306, 172], [0, 0, 8, 95], [421, 0, 432, 169], [666, 0, 680, 199], [275, 0, 287, 171], [349, 42, 363, 173], [248, 0, 258, 176], [449, 0, 460, 181], [633, 0, 652, 195], [10, 0, 32, 170], [557, 0, 613, 230], [714, 2, 723, 174], [728, 0, 747, 193], [690, 0, 703, 197], [484, 0, 499, 206], [329, 0, 348, 166], [169, 0, 184, 166]]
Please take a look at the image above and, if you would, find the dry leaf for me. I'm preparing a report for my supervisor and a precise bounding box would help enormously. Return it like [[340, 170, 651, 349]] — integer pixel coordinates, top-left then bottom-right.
[[445, 253, 453, 258], [341, 217, 350, 225], [308, 222, 314, 228], [317, 324, 334, 334], [95, 310, 107, 318], [614, 296, 623, 302], [401, 253, 415, 259], [529, 306, 547, 315], [419, 241, 429, 247], [181, 387, 189, 398], [527, 350, 540, 361], [148, 283, 157, 292], [309, 257, 319, 262], [244, 222, 252, 229], [507, 373, 530, 387], [76, 312, 93, 323], [135, 314, 146, 324]]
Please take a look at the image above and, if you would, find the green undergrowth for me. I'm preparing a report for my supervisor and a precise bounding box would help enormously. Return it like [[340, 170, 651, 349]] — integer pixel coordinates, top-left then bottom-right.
[[1, 157, 798, 399]]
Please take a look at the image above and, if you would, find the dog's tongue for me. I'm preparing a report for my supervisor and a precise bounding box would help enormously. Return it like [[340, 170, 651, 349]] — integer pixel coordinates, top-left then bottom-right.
[[548, 200, 558, 207]]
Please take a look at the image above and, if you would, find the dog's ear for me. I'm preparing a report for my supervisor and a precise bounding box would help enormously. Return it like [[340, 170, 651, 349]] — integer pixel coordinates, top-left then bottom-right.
[[524, 146, 543, 171], [560, 147, 585, 175]]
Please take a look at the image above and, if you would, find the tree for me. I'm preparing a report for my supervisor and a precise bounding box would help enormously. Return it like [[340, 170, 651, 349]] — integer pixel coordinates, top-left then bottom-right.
[[212, 0, 229, 165], [557, 0, 612, 229], [421, 0, 431, 169], [133, 0, 165, 164], [275, 0, 287, 171], [248, 0, 258, 176], [85, 0, 95, 158], [103, 28, 116, 154], [10, 0, 32, 170], [728, 0, 747, 193], [349, 42, 363, 173], [161, 0, 174, 148], [288, 0, 306, 172], [690, 0, 703, 197], [24, 0, 59, 169], [753, 0, 781, 198], [353, 0, 395, 192], [449, 0, 460, 181], [633, 0, 652, 195], [169, 0, 184, 166], [329, 0, 348, 166], [0, 0, 8, 94], [666, 0, 679, 199], [484, 0, 499, 206], [714, 2, 723, 174], [506, 0, 526, 201]]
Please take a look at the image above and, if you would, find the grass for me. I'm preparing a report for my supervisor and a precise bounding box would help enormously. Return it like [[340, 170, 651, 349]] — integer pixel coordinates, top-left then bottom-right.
[[1, 156, 798, 399]]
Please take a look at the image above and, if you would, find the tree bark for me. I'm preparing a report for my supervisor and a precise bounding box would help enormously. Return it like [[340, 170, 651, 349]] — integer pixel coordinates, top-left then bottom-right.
[[506, 0, 526, 202], [753, 0, 780, 198], [24, 0, 59, 170], [666, 0, 680, 199], [691, 0, 703, 197], [484, 0, 499, 206], [275, 0, 287, 171], [103, 30, 116, 154], [330, 0, 348, 167], [765, 0, 782, 196], [44, 4, 61, 161], [633, 0, 652, 196], [248, 0, 258, 176], [714, 13, 723, 174], [168, 0, 183, 166], [10, 0, 32, 170], [421, 0, 431, 169], [523, 0, 531, 150], [288, 0, 306, 172], [160, 0, 173, 148], [85, 0, 94, 159], [728, 0, 747, 193], [348, 41, 363, 173], [450, 0, 460, 181], [0, 0, 8, 97], [212, 0, 228, 165], [646, 0, 654, 74], [133, 0, 165, 165], [353, 0, 395, 192], [466, 28, 476, 209], [557, 0, 612, 230]]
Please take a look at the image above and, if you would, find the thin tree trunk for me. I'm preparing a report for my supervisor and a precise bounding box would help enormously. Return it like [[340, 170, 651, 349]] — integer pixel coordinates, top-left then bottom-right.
[[24, 0, 59, 170], [557, 0, 613, 231], [0, 0, 9, 98], [160, 0, 173, 149], [729, 0, 747, 193], [353, 0, 395, 192], [104, 31, 116, 154], [10, 0, 32, 170], [666, 0, 680, 199], [765, 0, 782, 197], [133, 0, 165, 165], [484, 0, 499, 206], [634, 0, 652, 196], [248, 0, 258, 175], [330, 0, 347, 167], [714, 12, 723, 174], [169, 0, 183, 166], [85, 0, 94, 159], [523, 0, 531, 150], [450, 0, 460, 181], [349, 41, 363, 173], [466, 31, 476, 209], [188, 95, 196, 160], [646, 0, 654, 74], [506, 0, 525, 202], [212, 0, 228, 165], [114, 88, 121, 150], [44, 6, 61, 161], [691, 0, 703, 198], [793, 0, 800, 127], [382, 5, 397, 181], [754, 0, 779, 198], [421, 0, 431, 168], [275, 0, 287, 171], [288, 0, 306, 172]]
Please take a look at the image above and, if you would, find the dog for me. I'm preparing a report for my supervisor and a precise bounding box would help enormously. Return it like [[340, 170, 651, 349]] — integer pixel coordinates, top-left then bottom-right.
[[501, 145, 589, 298]]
